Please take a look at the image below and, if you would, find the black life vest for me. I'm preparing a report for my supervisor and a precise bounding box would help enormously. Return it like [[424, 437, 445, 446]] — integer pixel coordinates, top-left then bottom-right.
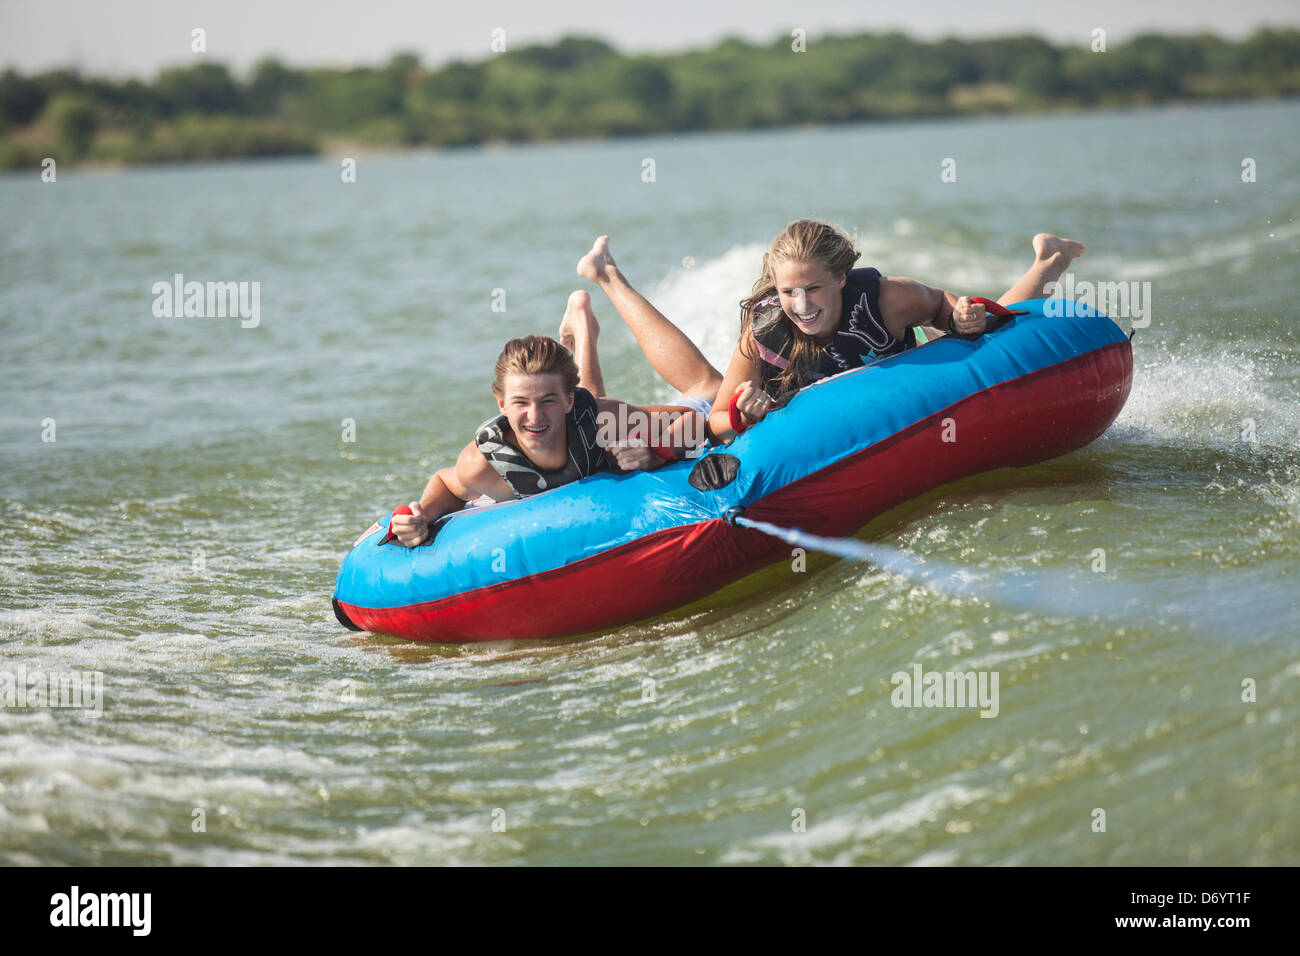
[[752, 267, 912, 396], [474, 387, 611, 498]]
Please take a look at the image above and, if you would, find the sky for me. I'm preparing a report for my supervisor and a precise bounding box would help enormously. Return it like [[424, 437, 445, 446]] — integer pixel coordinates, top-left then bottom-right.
[[2, 0, 1299, 78]]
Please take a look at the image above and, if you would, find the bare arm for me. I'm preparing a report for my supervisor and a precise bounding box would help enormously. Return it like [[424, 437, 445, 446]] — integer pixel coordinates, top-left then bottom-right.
[[878, 277, 952, 337], [708, 336, 767, 441], [391, 442, 512, 546], [879, 277, 986, 339], [594, 396, 705, 470]]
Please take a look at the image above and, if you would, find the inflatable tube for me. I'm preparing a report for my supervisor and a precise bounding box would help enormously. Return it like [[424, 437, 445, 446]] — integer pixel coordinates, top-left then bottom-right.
[[334, 302, 1133, 642]]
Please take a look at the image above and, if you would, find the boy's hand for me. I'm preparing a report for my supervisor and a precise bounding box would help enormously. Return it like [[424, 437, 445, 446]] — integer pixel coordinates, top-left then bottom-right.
[[609, 441, 657, 471], [390, 502, 430, 547]]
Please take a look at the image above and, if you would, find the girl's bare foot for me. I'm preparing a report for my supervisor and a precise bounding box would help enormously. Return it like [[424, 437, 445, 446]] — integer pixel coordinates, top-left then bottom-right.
[[1032, 233, 1085, 264], [577, 235, 620, 284], [998, 234, 1087, 305], [558, 290, 599, 352]]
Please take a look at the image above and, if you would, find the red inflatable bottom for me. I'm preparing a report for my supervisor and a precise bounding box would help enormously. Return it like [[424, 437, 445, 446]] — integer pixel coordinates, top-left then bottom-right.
[[340, 341, 1133, 642]]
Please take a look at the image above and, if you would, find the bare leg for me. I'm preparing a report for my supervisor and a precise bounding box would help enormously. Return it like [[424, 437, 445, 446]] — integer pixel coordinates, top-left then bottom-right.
[[998, 234, 1086, 305], [558, 290, 606, 398], [578, 236, 723, 398]]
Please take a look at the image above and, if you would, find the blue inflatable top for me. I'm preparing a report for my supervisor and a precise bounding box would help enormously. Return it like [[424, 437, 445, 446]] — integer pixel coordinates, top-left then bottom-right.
[[336, 302, 1127, 612]]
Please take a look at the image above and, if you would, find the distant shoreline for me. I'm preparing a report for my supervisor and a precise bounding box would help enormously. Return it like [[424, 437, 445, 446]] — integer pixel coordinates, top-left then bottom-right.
[[5, 95, 1297, 179], [4, 28, 1298, 171]]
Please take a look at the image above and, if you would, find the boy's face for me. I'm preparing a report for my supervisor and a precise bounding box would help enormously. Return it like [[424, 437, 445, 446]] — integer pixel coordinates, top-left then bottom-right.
[[498, 372, 574, 460]]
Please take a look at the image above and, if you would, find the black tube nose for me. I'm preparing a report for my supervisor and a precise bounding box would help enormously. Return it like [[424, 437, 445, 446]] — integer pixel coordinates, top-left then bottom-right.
[[332, 597, 364, 631]]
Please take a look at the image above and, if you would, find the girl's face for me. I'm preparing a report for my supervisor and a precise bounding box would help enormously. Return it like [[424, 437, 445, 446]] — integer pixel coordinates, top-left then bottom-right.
[[773, 259, 846, 341]]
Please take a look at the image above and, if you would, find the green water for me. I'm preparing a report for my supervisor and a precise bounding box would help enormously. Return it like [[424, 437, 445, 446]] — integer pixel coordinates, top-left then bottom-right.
[[1, 100, 1297, 864]]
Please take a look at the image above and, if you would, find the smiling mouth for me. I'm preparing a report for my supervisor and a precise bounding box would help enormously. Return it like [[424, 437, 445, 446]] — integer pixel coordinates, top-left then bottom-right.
[[520, 423, 550, 437], [793, 309, 821, 324]]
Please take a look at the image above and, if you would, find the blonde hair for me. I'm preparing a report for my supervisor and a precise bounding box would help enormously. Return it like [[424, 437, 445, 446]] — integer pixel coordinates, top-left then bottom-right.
[[491, 335, 580, 398], [739, 219, 861, 395]]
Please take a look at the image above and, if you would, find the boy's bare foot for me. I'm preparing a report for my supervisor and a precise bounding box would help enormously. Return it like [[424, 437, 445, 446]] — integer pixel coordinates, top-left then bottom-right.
[[558, 290, 599, 351], [577, 235, 620, 284], [1033, 233, 1085, 264]]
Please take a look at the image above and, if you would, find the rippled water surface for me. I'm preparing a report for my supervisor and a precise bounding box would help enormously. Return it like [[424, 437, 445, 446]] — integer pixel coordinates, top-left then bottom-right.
[[2, 100, 1298, 864]]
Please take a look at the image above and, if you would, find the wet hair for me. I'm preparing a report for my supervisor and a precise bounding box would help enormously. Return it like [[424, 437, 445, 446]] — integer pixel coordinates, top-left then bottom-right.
[[491, 335, 580, 398], [739, 219, 861, 396]]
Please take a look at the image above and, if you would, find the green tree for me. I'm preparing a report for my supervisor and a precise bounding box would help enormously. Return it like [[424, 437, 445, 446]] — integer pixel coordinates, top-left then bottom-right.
[[612, 59, 673, 109], [155, 64, 245, 115], [43, 92, 99, 156], [247, 58, 300, 115], [512, 36, 616, 71], [1237, 28, 1300, 74], [0, 69, 48, 126]]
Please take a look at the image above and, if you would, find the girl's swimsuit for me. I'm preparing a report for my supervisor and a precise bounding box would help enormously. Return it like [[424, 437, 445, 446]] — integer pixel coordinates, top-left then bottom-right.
[[671, 395, 715, 421]]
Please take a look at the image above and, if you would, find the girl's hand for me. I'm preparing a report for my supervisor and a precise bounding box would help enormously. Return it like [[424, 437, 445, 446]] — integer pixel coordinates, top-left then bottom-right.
[[951, 296, 987, 336], [732, 381, 773, 426]]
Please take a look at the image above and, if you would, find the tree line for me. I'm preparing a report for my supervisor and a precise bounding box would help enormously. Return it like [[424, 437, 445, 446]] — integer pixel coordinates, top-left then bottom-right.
[[2, 28, 1297, 169]]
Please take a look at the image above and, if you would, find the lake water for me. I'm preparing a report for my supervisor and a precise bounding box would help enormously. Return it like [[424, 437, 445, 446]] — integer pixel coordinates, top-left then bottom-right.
[[1, 99, 1297, 864]]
